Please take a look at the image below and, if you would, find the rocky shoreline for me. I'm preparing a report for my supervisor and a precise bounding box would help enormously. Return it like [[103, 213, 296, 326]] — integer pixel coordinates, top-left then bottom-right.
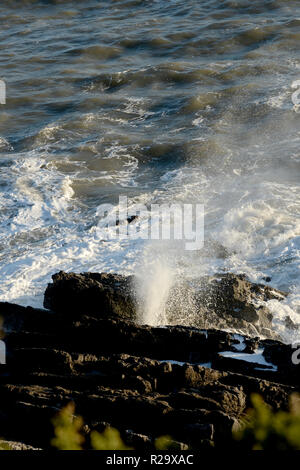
[[0, 271, 299, 450]]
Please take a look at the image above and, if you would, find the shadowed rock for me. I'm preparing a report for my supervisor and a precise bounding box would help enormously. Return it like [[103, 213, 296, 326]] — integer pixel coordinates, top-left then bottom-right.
[[44, 271, 135, 320], [0, 272, 298, 450]]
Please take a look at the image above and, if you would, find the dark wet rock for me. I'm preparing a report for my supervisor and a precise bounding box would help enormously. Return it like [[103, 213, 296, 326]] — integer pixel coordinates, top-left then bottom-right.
[[166, 384, 245, 417], [9, 348, 75, 375], [0, 302, 55, 335], [0, 272, 298, 450], [242, 337, 260, 354], [183, 422, 214, 441], [43, 271, 290, 341], [116, 215, 139, 226], [260, 341, 300, 384], [167, 273, 287, 340], [197, 273, 285, 329], [148, 272, 289, 341], [212, 354, 274, 377], [0, 344, 297, 449], [44, 271, 135, 320]]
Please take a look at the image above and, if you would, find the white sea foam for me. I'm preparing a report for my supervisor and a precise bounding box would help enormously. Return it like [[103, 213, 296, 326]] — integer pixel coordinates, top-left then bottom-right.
[[0, 68, 300, 347], [219, 348, 278, 371], [0, 137, 299, 345]]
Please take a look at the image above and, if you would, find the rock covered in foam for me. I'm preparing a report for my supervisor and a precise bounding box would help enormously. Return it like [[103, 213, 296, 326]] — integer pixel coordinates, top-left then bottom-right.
[[192, 273, 287, 339], [163, 273, 288, 340]]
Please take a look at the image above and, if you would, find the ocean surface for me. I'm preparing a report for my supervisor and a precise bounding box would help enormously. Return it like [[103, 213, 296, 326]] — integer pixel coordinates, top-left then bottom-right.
[[0, 0, 299, 342]]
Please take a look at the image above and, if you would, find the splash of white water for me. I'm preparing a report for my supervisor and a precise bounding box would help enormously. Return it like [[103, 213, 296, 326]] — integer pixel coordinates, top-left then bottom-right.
[[135, 244, 174, 326]]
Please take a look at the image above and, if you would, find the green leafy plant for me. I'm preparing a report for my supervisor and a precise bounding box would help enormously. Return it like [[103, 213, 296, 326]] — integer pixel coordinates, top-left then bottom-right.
[[234, 393, 300, 450], [51, 403, 85, 450], [91, 428, 132, 451], [0, 442, 13, 450], [51, 403, 181, 451], [51, 403, 132, 450], [155, 435, 175, 450]]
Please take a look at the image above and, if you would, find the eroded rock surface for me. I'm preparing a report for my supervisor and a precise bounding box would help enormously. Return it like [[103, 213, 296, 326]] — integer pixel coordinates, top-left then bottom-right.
[[167, 273, 287, 339], [44, 271, 135, 320], [0, 272, 298, 450]]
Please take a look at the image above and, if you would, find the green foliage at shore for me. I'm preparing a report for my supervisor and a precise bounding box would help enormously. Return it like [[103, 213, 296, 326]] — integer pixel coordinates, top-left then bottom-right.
[[234, 393, 300, 450], [90, 428, 132, 451], [51, 403, 85, 450], [0, 442, 13, 450], [51, 403, 182, 451], [4, 394, 299, 451], [51, 403, 132, 450]]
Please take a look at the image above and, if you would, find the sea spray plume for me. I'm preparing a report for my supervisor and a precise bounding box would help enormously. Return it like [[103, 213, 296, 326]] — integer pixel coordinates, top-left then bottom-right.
[[133, 240, 291, 338], [134, 241, 201, 327], [135, 245, 174, 326]]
